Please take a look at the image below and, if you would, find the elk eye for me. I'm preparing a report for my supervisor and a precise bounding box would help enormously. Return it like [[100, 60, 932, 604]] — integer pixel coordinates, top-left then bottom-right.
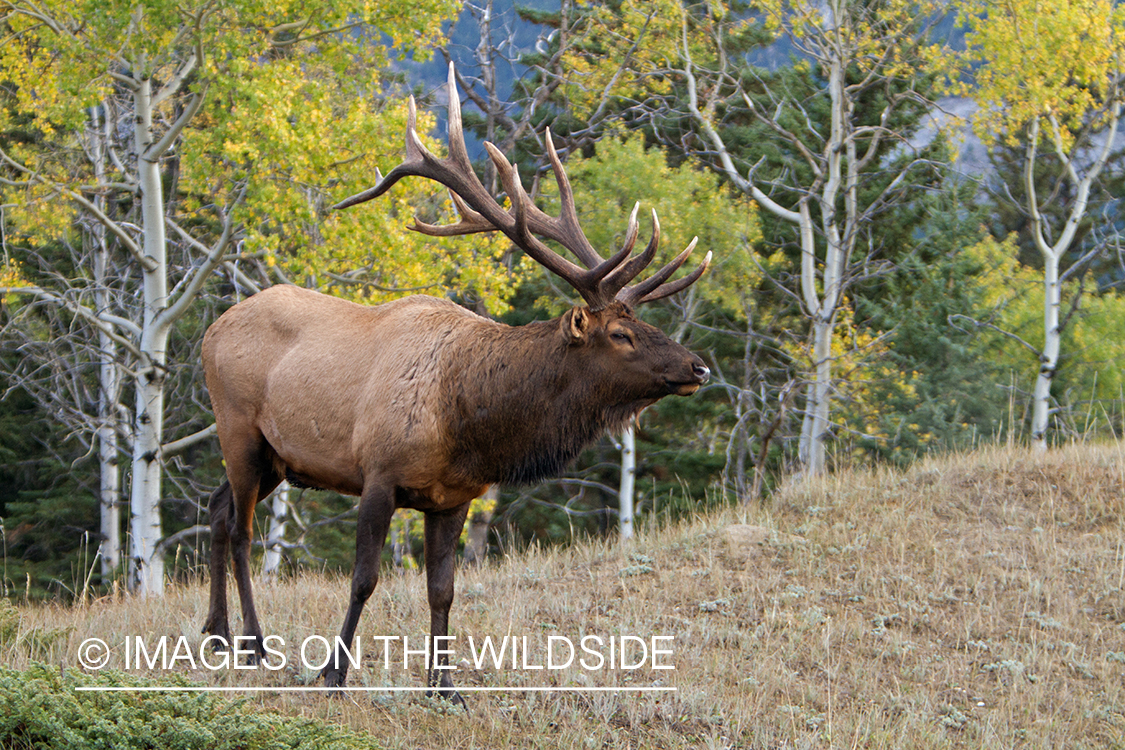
[[611, 331, 632, 344]]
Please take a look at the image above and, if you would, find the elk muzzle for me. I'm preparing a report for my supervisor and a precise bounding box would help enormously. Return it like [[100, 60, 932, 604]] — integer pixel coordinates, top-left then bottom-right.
[[666, 355, 710, 396]]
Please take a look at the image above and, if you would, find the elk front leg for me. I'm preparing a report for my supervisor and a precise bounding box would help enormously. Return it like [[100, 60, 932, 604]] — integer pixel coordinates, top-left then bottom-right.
[[423, 502, 472, 708], [323, 481, 395, 688]]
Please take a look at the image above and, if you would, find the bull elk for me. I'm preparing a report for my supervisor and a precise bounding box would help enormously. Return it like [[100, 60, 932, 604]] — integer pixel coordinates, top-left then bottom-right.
[[201, 65, 712, 702]]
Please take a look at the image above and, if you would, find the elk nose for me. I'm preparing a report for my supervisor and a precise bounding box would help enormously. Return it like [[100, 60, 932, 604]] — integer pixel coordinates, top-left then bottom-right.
[[693, 362, 711, 384]]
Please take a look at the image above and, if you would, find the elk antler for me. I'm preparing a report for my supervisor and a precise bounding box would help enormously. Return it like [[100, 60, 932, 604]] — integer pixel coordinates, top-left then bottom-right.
[[333, 63, 712, 310]]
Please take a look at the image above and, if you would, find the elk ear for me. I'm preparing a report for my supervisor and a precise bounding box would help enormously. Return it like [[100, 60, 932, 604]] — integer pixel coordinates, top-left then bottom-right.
[[563, 307, 590, 344]]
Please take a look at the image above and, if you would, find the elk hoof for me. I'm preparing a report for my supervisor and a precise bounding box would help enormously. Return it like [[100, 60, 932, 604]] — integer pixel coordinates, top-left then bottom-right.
[[230, 634, 265, 666], [201, 619, 231, 651], [322, 667, 348, 691], [426, 686, 468, 712]]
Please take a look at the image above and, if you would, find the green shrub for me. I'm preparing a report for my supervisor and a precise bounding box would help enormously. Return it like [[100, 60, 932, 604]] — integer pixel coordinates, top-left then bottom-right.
[[0, 664, 380, 750]]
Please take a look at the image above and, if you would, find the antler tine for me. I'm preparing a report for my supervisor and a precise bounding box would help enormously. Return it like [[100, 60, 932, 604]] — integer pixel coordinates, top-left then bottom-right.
[[333, 97, 433, 211], [601, 207, 660, 297], [334, 64, 485, 213], [582, 202, 640, 291], [538, 129, 603, 269], [409, 66, 539, 241], [620, 202, 641, 255], [442, 62, 474, 171], [484, 140, 590, 287], [616, 237, 706, 307], [485, 142, 638, 308], [335, 63, 587, 288], [510, 129, 642, 304], [411, 190, 496, 237], [635, 251, 713, 304]]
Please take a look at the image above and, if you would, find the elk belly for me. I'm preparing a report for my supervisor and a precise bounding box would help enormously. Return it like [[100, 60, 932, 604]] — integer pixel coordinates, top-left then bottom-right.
[[394, 481, 488, 511]]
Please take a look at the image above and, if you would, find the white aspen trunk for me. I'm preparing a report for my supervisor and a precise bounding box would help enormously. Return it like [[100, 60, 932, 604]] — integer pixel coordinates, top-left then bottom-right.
[[391, 511, 416, 569], [1020, 106, 1119, 451], [97, 358, 121, 578], [262, 482, 289, 579], [798, 389, 814, 466], [796, 199, 838, 477], [798, 51, 848, 478], [807, 316, 834, 473], [89, 105, 122, 578], [618, 423, 636, 540], [128, 74, 171, 596], [1023, 106, 1118, 451], [463, 485, 497, 565], [1031, 252, 1061, 452], [683, 10, 889, 478], [391, 516, 406, 568], [731, 375, 749, 500]]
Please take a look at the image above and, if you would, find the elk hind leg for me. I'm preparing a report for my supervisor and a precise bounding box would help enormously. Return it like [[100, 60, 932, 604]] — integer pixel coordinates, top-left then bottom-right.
[[231, 470, 282, 659], [202, 481, 235, 644], [210, 435, 281, 659]]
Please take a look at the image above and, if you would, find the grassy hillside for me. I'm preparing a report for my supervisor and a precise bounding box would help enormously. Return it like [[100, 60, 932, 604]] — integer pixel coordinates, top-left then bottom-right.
[[2, 442, 1123, 749]]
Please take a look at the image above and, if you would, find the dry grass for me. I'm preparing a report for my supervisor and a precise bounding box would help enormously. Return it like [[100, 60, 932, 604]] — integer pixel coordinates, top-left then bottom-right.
[[3, 442, 1125, 749]]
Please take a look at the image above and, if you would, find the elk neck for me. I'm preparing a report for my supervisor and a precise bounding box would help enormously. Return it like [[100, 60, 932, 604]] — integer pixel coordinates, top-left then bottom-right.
[[443, 316, 651, 487]]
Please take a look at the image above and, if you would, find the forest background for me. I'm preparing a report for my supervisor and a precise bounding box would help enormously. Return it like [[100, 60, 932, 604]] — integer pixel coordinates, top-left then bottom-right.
[[0, 0, 1122, 598]]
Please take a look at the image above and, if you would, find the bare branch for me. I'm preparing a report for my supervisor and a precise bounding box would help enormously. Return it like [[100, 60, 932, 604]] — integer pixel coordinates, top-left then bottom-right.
[[7, 1, 70, 37], [0, 142, 153, 270], [154, 524, 210, 556], [679, 15, 800, 225], [1059, 243, 1105, 284], [324, 272, 440, 294], [1, 285, 143, 357], [63, 187, 152, 270], [948, 314, 1040, 355], [1044, 100, 1122, 257], [160, 190, 245, 328], [77, 182, 138, 194], [271, 22, 361, 48], [162, 424, 217, 457], [145, 86, 208, 161], [739, 89, 824, 178], [221, 260, 263, 295], [107, 70, 140, 90], [151, 51, 197, 107], [1024, 118, 1055, 259]]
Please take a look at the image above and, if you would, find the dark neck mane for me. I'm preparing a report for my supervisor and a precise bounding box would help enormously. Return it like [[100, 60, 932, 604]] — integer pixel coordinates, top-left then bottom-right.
[[444, 320, 648, 486]]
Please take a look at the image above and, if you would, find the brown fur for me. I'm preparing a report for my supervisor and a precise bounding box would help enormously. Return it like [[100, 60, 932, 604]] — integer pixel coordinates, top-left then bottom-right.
[[201, 284, 709, 702]]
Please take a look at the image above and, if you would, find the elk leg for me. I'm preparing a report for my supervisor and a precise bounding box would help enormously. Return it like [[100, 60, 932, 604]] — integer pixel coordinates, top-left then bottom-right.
[[227, 467, 281, 660], [209, 431, 282, 662], [202, 481, 235, 645], [423, 502, 472, 709], [323, 480, 394, 688]]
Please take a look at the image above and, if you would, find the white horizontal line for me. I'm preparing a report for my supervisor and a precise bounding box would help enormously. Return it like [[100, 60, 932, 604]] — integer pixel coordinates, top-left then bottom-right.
[[75, 686, 676, 693]]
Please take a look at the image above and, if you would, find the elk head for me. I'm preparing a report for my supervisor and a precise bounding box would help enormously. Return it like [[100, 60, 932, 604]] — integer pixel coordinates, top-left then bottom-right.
[[560, 301, 710, 399]]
